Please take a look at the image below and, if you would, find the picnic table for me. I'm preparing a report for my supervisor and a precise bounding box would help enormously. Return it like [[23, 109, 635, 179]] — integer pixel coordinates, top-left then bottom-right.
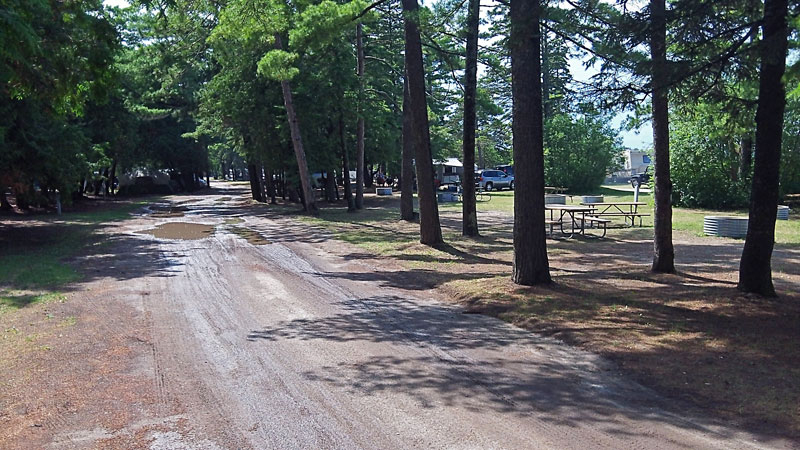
[[580, 201, 649, 227], [545, 204, 608, 238]]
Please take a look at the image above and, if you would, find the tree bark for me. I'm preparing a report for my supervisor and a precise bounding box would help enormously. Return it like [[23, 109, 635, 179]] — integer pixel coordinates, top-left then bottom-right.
[[738, 0, 788, 297], [541, 29, 552, 120], [650, 0, 675, 273], [461, 0, 480, 236], [247, 163, 263, 202], [109, 160, 117, 196], [0, 189, 11, 210], [274, 34, 319, 215], [739, 135, 753, 180], [402, 0, 443, 246], [260, 164, 268, 202], [510, 0, 551, 285], [325, 167, 337, 202], [400, 77, 415, 221], [265, 166, 276, 204], [340, 113, 357, 212], [355, 23, 366, 210]]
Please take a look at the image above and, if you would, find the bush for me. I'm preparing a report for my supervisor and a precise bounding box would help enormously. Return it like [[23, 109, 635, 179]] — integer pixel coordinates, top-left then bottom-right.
[[544, 114, 622, 192], [670, 111, 750, 209], [781, 97, 800, 197]]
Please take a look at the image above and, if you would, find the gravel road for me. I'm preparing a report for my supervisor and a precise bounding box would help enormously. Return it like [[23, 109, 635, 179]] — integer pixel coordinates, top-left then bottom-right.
[[8, 184, 793, 449]]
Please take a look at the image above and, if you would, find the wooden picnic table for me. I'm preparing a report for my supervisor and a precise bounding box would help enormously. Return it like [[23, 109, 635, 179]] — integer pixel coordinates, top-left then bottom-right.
[[580, 201, 649, 227], [545, 204, 601, 238]]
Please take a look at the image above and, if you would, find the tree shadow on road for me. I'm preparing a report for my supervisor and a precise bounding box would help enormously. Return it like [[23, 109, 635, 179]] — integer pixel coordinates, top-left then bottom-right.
[[246, 294, 791, 445]]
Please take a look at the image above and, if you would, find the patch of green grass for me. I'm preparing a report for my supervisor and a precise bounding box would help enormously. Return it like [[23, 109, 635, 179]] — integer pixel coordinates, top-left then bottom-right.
[[0, 227, 87, 289], [0, 291, 66, 312], [60, 316, 77, 327], [65, 199, 152, 224], [441, 185, 800, 245], [0, 200, 145, 313]]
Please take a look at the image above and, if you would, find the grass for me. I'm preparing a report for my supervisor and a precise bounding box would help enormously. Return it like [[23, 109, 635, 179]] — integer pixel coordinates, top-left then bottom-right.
[[441, 184, 800, 245], [0, 199, 151, 314]]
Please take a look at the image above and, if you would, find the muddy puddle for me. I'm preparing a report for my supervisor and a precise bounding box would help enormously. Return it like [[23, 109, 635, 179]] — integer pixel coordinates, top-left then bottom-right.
[[230, 226, 271, 245], [139, 222, 214, 240], [148, 205, 189, 218]]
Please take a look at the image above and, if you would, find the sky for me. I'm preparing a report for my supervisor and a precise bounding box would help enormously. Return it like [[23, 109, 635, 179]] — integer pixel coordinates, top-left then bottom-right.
[[102, 0, 652, 150]]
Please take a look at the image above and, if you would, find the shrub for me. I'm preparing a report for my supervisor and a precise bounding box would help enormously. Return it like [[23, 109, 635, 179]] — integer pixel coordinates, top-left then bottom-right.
[[670, 111, 750, 209], [544, 114, 622, 192]]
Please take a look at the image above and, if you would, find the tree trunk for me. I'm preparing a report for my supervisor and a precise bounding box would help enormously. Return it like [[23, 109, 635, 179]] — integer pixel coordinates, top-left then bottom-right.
[[402, 0, 443, 246], [340, 113, 356, 212], [400, 77, 415, 221], [247, 163, 263, 202], [461, 0, 480, 236], [365, 164, 374, 188], [265, 166, 276, 204], [274, 34, 319, 215], [281, 170, 287, 200], [650, 0, 675, 273], [509, 0, 551, 285], [260, 164, 269, 202], [541, 29, 552, 121], [738, 0, 788, 297], [102, 167, 110, 196], [109, 160, 117, 196], [739, 135, 753, 180], [0, 189, 11, 210], [355, 23, 366, 210], [325, 168, 337, 202]]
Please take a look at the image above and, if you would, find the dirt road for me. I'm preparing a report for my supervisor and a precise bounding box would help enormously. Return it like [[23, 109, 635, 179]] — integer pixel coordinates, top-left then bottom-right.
[[1, 184, 793, 449]]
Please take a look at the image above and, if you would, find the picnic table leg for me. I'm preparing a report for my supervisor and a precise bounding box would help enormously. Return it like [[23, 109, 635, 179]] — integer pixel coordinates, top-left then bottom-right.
[[558, 212, 574, 238], [580, 212, 586, 235]]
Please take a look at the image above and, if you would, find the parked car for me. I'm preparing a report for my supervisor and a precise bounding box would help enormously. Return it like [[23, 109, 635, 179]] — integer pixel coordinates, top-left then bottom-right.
[[630, 165, 651, 188], [475, 169, 514, 191]]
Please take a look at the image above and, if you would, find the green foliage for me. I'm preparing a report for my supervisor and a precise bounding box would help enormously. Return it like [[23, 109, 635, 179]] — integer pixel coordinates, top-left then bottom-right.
[[257, 50, 300, 81], [290, 0, 370, 51], [543, 114, 622, 192], [0, 0, 120, 204], [781, 94, 800, 196], [670, 106, 750, 209]]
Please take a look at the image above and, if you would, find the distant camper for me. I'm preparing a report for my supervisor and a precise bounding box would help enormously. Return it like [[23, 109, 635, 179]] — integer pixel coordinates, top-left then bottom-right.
[[433, 157, 481, 186]]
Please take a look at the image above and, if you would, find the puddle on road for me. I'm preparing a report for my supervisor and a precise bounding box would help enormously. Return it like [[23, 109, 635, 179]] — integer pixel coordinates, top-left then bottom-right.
[[230, 226, 271, 245], [139, 222, 214, 240]]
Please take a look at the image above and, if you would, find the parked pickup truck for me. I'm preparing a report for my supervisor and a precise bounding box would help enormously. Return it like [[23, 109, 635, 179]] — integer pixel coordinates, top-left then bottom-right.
[[630, 166, 651, 188]]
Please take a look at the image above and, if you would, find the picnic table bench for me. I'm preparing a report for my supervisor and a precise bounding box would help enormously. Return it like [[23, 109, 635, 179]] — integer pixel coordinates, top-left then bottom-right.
[[580, 201, 649, 227]]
